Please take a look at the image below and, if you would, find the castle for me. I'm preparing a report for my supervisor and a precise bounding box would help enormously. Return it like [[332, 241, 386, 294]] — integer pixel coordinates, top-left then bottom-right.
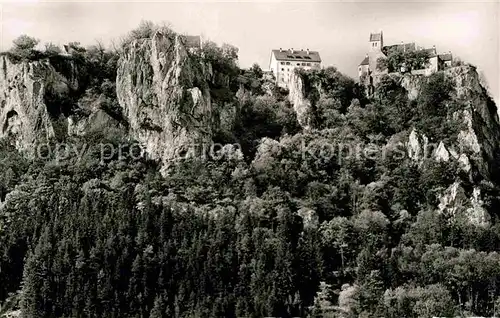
[[269, 48, 322, 88], [358, 31, 453, 89]]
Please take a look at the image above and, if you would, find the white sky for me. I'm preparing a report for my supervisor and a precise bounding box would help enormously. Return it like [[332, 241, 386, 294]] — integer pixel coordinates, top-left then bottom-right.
[[0, 0, 499, 104]]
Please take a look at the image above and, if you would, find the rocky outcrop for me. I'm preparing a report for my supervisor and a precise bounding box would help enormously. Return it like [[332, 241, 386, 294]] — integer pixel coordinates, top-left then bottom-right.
[[116, 31, 214, 172], [400, 74, 423, 100], [67, 96, 122, 136], [67, 110, 120, 136], [287, 71, 313, 129], [251, 137, 283, 171], [407, 128, 429, 161], [402, 66, 500, 178], [403, 66, 500, 226], [0, 55, 79, 152], [297, 207, 319, 229], [434, 141, 450, 162], [407, 127, 488, 226], [437, 181, 490, 227]]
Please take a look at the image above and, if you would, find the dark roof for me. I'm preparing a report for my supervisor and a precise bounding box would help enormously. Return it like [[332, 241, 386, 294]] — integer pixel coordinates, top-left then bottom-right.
[[180, 35, 201, 48], [359, 56, 369, 66], [439, 53, 453, 61], [370, 33, 382, 41], [382, 42, 416, 55], [272, 49, 321, 62], [422, 48, 437, 57]]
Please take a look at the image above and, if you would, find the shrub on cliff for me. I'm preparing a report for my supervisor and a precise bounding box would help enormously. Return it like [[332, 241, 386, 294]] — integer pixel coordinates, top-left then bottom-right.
[[230, 95, 300, 157], [202, 41, 240, 103], [11, 35, 40, 57], [238, 64, 265, 95], [414, 72, 463, 142], [299, 67, 360, 114], [120, 20, 174, 48], [2, 34, 43, 62], [379, 48, 430, 73], [44, 42, 62, 57], [375, 75, 413, 133]]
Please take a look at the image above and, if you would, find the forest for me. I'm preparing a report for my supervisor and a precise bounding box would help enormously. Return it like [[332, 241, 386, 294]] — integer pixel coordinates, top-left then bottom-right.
[[1, 21, 500, 317]]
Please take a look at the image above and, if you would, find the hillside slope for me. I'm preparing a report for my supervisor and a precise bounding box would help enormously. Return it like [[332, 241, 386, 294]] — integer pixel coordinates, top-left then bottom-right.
[[1, 24, 500, 317]]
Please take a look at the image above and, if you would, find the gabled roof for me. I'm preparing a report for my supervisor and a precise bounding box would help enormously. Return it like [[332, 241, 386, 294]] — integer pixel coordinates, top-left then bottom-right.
[[180, 35, 202, 48], [439, 53, 453, 61], [421, 48, 437, 58], [359, 56, 369, 66], [370, 33, 382, 41], [271, 49, 321, 63]]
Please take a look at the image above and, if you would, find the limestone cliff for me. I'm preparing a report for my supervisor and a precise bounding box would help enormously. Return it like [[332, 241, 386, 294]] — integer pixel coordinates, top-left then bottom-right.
[[402, 66, 500, 226], [403, 66, 500, 178], [404, 66, 499, 172], [116, 31, 214, 171], [287, 71, 313, 129], [0, 53, 120, 151], [0, 55, 78, 151]]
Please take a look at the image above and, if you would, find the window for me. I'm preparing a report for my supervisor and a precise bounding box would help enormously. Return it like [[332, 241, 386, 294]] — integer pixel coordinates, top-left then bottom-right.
[[281, 78, 285, 82], [286, 62, 291, 65], [297, 63, 301, 66], [286, 55, 295, 58], [304, 56, 311, 59], [280, 62, 285, 65], [375, 43, 377, 47], [306, 63, 311, 66], [302, 62, 306, 66], [281, 68, 284, 71]]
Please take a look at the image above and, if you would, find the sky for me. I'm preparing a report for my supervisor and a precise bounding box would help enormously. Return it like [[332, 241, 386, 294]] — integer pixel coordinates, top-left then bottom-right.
[[0, 0, 499, 103]]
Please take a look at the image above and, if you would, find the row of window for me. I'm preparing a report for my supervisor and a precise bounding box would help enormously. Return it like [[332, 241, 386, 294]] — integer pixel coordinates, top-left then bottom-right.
[[280, 62, 313, 66], [284, 55, 313, 60]]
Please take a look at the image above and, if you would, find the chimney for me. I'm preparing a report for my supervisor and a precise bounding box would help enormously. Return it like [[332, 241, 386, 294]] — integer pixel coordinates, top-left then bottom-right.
[[279, 48, 282, 52], [307, 48, 310, 54]]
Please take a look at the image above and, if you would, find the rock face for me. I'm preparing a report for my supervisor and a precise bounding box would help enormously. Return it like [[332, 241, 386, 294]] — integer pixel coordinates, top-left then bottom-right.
[[0, 55, 79, 152], [297, 207, 319, 229], [287, 71, 313, 129], [116, 31, 214, 171], [437, 181, 490, 227], [67, 109, 121, 136], [402, 66, 500, 178], [403, 66, 500, 226], [67, 94, 123, 136], [407, 128, 429, 161]]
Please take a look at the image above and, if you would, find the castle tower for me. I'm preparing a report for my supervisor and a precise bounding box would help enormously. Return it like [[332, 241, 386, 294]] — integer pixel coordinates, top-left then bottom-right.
[[366, 30, 386, 87], [368, 31, 383, 52]]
